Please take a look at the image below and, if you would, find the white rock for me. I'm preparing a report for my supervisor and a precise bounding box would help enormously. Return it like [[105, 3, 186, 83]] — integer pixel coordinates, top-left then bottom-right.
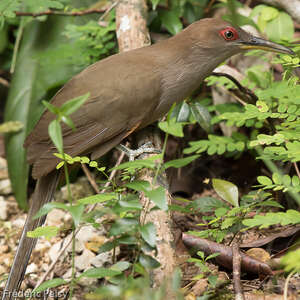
[[0, 196, 7, 220], [49, 241, 65, 262], [46, 208, 66, 227], [12, 217, 25, 228], [62, 268, 73, 280], [77, 274, 98, 286], [35, 240, 51, 251], [0, 179, 12, 195], [26, 263, 37, 274], [75, 249, 95, 271], [90, 252, 112, 268], [76, 225, 99, 243]]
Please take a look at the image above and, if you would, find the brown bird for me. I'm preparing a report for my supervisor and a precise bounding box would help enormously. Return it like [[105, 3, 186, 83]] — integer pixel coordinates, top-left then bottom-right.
[[2, 18, 293, 299]]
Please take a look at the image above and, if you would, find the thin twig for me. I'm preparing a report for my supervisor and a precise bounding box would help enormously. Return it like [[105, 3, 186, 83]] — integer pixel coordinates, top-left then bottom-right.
[[211, 72, 258, 104], [232, 241, 245, 300], [283, 270, 295, 300], [293, 162, 300, 179], [98, 0, 120, 23], [81, 163, 100, 194], [10, 17, 24, 73], [14, 8, 106, 18], [34, 151, 125, 289], [0, 77, 10, 87]]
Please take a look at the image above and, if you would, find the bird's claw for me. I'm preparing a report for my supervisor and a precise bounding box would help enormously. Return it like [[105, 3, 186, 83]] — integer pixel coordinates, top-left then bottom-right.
[[117, 142, 161, 161]]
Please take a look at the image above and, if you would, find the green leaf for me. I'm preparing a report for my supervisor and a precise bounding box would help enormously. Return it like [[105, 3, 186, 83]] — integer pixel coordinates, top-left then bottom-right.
[[139, 223, 156, 247], [0, 121, 23, 133], [77, 193, 117, 205], [79, 267, 121, 279], [265, 12, 294, 42], [145, 186, 168, 211], [171, 101, 190, 122], [48, 119, 63, 153], [158, 118, 184, 137], [25, 0, 64, 12], [34, 278, 67, 293], [42, 100, 60, 115], [126, 180, 151, 192], [150, 0, 160, 10], [190, 103, 212, 133], [110, 218, 139, 236], [215, 207, 228, 217], [111, 156, 159, 171], [34, 202, 68, 219], [68, 204, 85, 227], [139, 254, 160, 269], [212, 179, 239, 207], [27, 226, 59, 239], [111, 261, 131, 272], [158, 11, 182, 35], [60, 92, 90, 116], [257, 176, 273, 186], [164, 155, 200, 169]]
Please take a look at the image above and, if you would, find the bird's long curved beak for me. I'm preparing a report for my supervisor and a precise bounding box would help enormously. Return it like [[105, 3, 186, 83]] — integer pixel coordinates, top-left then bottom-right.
[[239, 36, 295, 55]]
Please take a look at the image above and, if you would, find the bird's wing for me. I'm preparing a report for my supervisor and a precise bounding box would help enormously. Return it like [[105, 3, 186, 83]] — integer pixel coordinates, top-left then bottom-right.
[[24, 50, 162, 179]]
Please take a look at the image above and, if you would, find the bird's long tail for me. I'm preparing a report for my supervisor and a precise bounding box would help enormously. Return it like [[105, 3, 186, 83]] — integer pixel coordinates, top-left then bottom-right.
[[2, 170, 61, 300]]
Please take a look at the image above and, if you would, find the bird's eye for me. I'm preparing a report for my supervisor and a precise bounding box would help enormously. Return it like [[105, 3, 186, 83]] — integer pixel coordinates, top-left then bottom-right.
[[219, 27, 239, 41]]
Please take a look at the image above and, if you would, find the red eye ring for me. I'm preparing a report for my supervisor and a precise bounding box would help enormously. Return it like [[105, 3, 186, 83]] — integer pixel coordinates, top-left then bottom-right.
[[219, 27, 239, 41]]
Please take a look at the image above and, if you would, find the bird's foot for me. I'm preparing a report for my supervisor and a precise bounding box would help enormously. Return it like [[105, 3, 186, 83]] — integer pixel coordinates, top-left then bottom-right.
[[117, 142, 161, 161]]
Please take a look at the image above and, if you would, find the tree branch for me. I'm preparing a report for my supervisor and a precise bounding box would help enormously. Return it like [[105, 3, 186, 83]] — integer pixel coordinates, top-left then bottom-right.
[[14, 9, 106, 18]]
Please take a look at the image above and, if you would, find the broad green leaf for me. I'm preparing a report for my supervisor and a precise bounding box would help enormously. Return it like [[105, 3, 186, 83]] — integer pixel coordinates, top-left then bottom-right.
[[48, 119, 63, 153], [27, 226, 58, 239], [25, 0, 64, 12], [34, 278, 67, 293], [111, 156, 159, 171], [212, 179, 239, 207], [145, 186, 168, 211], [77, 193, 117, 205], [60, 92, 90, 115], [215, 207, 228, 217], [139, 223, 156, 247], [257, 176, 273, 186], [126, 180, 151, 192], [139, 254, 160, 269], [158, 118, 184, 137], [190, 103, 212, 133], [68, 204, 85, 227], [34, 202, 68, 219], [158, 11, 182, 35], [0, 24, 8, 53], [110, 218, 139, 236], [79, 267, 121, 279], [171, 101, 190, 122], [164, 155, 200, 169], [0, 121, 23, 133], [261, 6, 278, 21], [111, 261, 131, 272], [119, 198, 142, 210], [265, 12, 294, 42], [150, 0, 160, 10], [42, 100, 60, 115], [281, 249, 300, 273]]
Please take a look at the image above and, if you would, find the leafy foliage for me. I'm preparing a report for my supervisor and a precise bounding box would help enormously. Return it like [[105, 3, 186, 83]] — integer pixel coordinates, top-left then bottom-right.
[[63, 15, 117, 66], [242, 210, 300, 228], [184, 134, 246, 155]]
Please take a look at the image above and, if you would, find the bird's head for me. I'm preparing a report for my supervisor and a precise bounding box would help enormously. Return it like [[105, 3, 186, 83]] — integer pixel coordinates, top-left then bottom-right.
[[186, 18, 294, 58]]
